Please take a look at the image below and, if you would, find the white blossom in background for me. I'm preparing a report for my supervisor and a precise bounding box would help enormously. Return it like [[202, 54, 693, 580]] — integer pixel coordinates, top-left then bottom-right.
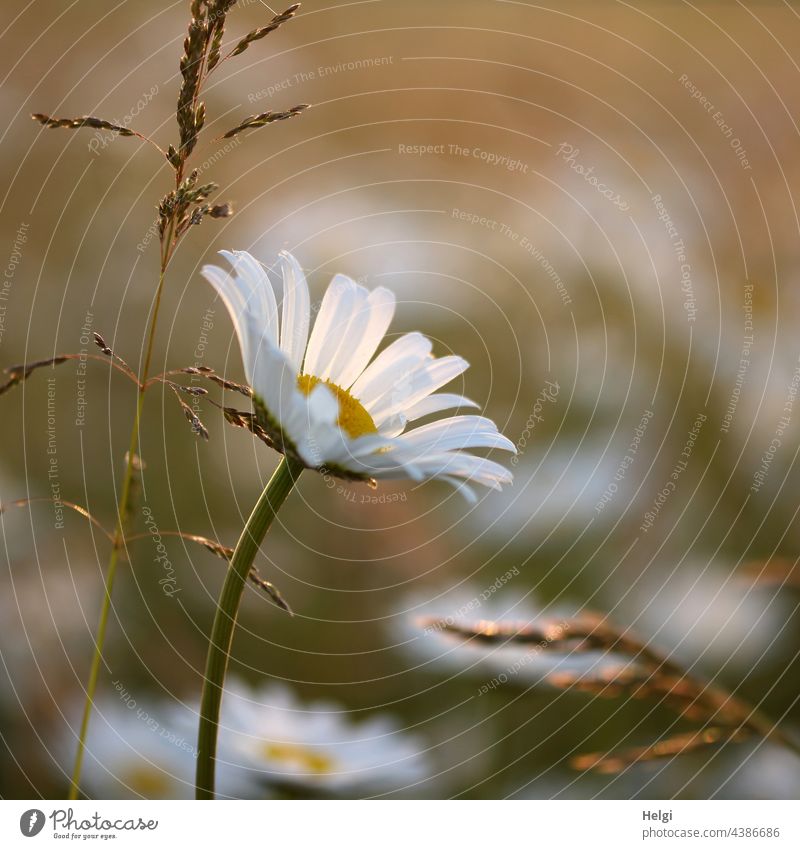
[[218, 678, 431, 795], [60, 697, 259, 800]]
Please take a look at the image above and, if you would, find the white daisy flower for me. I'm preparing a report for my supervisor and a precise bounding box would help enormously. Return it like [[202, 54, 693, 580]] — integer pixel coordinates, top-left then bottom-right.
[[200, 250, 515, 501], [218, 678, 431, 795], [62, 697, 258, 800]]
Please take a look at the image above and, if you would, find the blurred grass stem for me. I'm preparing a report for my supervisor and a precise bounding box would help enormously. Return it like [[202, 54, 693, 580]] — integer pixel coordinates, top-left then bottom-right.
[[69, 238, 173, 798]]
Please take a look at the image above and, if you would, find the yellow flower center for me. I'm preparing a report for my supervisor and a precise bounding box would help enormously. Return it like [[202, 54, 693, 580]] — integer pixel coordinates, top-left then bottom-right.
[[262, 742, 335, 774], [297, 374, 377, 439], [122, 765, 172, 798]]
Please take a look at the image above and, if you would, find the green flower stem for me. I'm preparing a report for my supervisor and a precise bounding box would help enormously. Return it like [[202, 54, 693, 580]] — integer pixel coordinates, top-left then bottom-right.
[[68, 265, 169, 800], [196, 455, 303, 799]]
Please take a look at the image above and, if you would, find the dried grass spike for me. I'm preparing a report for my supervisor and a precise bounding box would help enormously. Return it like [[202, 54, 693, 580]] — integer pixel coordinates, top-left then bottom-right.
[[205, 372, 252, 396], [167, 144, 181, 169], [219, 405, 273, 446], [209, 203, 233, 218], [176, 16, 208, 159], [248, 565, 293, 614], [168, 384, 210, 439], [93, 332, 113, 356], [0, 356, 69, 395], [419, 616, 575, 650], [0, 497, 114, 542], [181, 365, 215, 375], [740, 557, 800, 588], [32, 113, 135, 136], [230, 4, 301, 58], [91, 331, 139, 382], [221, 104, 308, 139], [31, 113, 164, 157], [138, 527, 291, 613], [571, 727, 749, 774]]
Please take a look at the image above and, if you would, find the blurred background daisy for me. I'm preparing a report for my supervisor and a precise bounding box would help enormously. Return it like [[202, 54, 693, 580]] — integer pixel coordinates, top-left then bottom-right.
[[218, 678, 431, 797]]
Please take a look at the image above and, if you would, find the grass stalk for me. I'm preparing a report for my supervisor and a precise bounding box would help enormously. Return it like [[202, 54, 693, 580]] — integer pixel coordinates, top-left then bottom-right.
[[68, 263, 170, 799]]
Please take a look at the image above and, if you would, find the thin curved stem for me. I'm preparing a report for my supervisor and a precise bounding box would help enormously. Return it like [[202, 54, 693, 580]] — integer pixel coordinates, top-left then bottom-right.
[[68, 265, 169, 799], [195, 456, 302, 799], [2, 498, 114, 543]]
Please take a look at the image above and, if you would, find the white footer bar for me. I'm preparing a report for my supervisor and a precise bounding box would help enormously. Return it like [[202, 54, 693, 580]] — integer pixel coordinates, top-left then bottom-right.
[[2, 799, 798, 848]]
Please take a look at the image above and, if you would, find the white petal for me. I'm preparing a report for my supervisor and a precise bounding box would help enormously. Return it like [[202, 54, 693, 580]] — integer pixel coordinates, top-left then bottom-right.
[[308, 382, 339, 425], [316, 432, 393, 467], [303, 275, 360, 379], [397, 415, 517, 454], [219, 250, 279, 349], [278, 251, 310, 373], [201, 263, 255, 382], [377, 413, 407, 438], [294, 383, 340, 467], [324, 284, 372, 386], [317, 428, 426, 478], [355, 451, 425, 481], [403, 393, 479, 422], [347, 434, 399, 459], [294, 439, 321, 469], [249, 335, 302, 433], [350, 332, 433, 408], [306, 425, 424, 479], [437, 476, 478, 503], [337, 288, 396, 389], [368, 356, 469, 423], [409, 452, 514, 488]]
